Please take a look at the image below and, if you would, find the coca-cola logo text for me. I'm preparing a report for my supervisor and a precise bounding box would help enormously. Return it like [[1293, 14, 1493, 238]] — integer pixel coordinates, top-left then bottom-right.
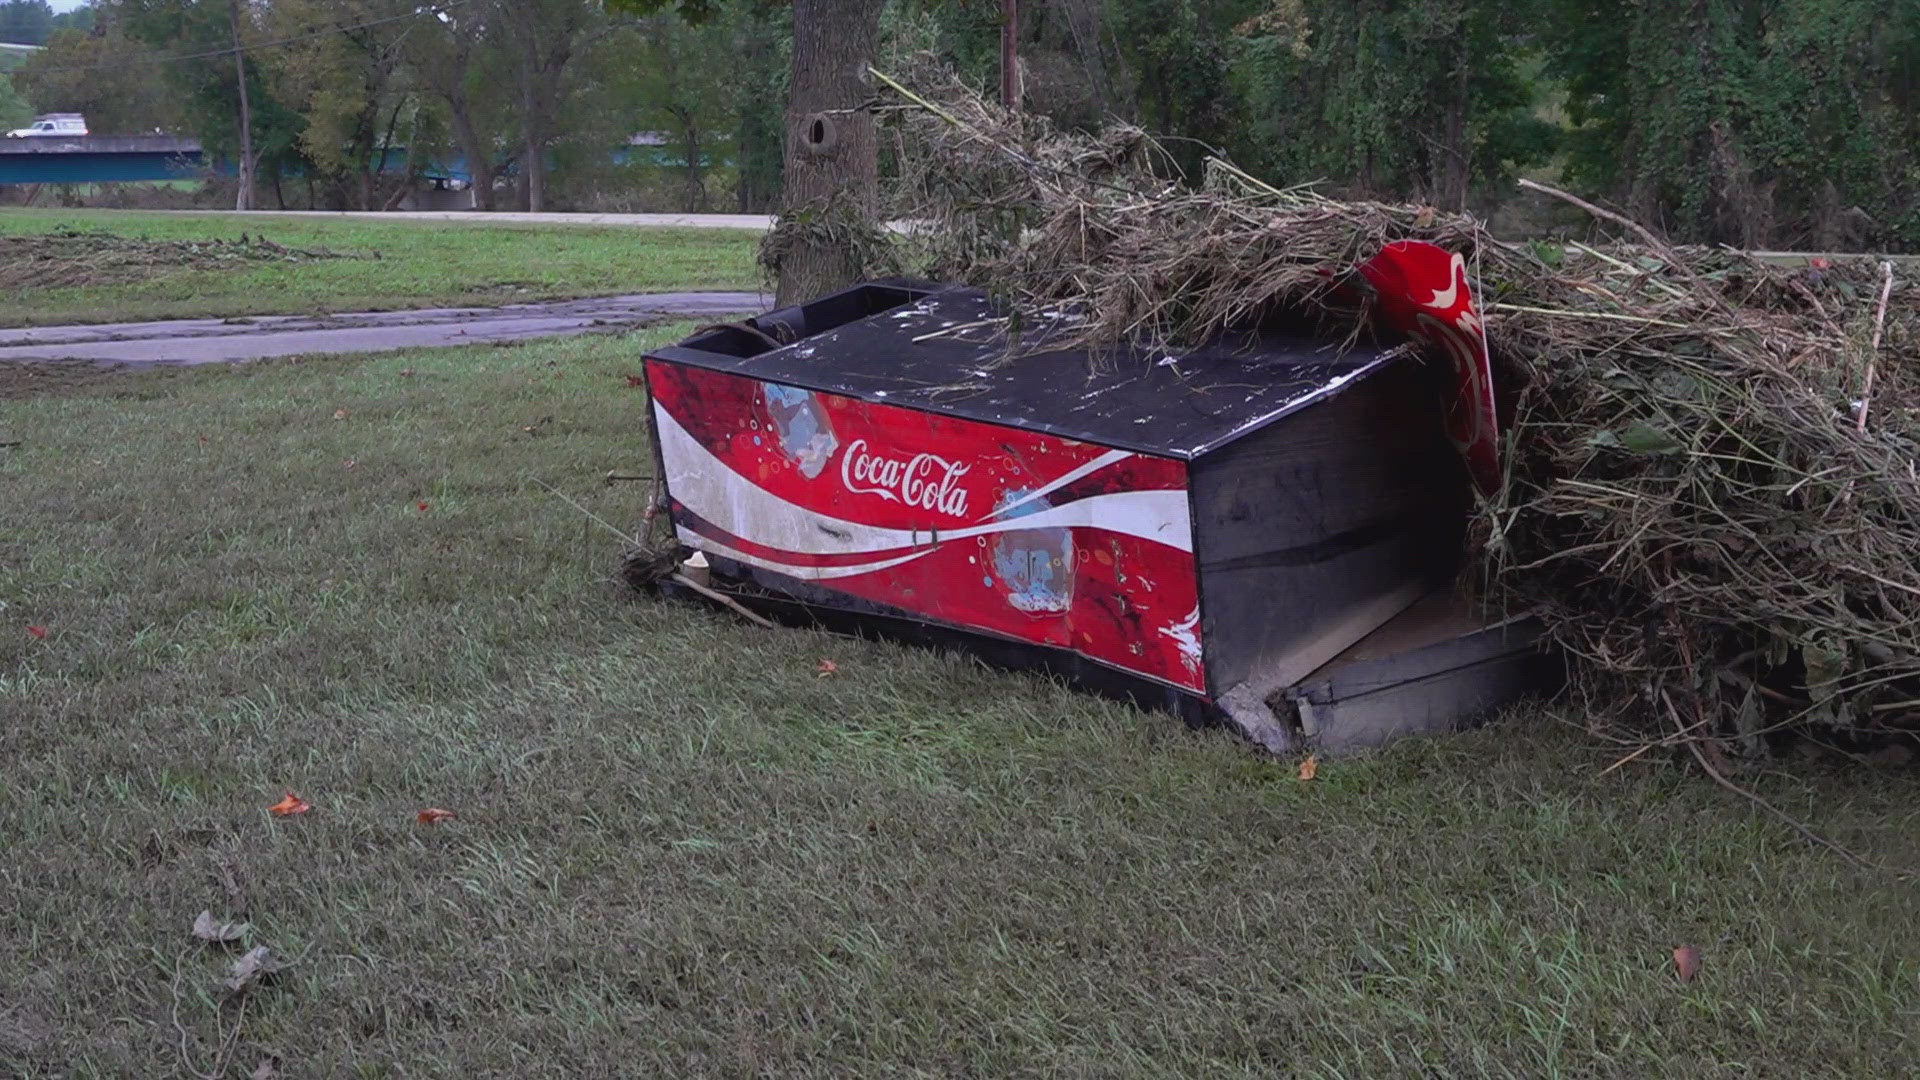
[[840, 439, 972, 516]]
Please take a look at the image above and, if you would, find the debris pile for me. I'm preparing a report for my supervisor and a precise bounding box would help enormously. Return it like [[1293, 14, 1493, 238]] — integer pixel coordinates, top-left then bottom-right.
[[878, 61, 1920, 746], [0, 228, 349, 291]]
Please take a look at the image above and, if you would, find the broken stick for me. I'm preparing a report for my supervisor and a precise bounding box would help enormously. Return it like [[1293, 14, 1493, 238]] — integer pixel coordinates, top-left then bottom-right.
[[1857, 260, 1896, 434]]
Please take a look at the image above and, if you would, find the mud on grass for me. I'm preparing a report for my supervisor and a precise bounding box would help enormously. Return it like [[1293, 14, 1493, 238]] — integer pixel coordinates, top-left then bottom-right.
[[5, 329, 1920, 1076]]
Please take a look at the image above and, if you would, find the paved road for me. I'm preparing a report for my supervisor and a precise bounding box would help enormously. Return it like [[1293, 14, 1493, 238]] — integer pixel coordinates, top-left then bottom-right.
[[0, 292, 770, 367], [158, 210, 775, 231]]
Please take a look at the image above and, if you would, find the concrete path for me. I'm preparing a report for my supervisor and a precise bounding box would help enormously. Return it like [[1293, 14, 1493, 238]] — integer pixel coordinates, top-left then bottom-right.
[[0, 292, 770, 367], [158, 210, 775, 231]]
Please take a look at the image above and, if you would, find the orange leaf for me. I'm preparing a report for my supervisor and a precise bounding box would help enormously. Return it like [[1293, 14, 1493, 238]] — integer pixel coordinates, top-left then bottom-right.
[[816, 659, 839, 678], [268, 792, 312, 817], [1673, 945, 1702, 983], [1297, 754, 1319, 781], [26, 625, 47, 640], [416, 807, 457, 825], [625, 374, 646, 388]]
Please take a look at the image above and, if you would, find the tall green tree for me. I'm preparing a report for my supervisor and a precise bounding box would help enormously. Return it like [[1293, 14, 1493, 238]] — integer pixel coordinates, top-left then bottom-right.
[[266, 0, 426, 209], [0, 0, 54, 45], [615, 0, 888, 303], [1546, 0, 1920, 247], [0, 66, 32, 128], [489, 0, 604, 212], [114, 0, 305, 204], [10, 23, 178, 133], [399, 0, 513, 209], [1232, 0, 1556, 207]]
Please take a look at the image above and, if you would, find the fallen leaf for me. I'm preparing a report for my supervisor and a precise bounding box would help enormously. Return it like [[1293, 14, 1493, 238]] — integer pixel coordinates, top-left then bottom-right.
[[816, 660, 839, 678], [416, 500, 430, 512], [399, 368, 415, 378], [250, 1058, 282, 1080], [1298, 754, 1319, 781], [1673, 944, 1702, 982], [343, 458, 357, 471], [223, 945, 285, 994], [625, 374, 646, 388], [192, 910, 251, 944], [416, 807, 457, 825], [268, 792, 312, 817], [198, 435, 209, 445], [1413, 205, 1436, 228], [332, 409, 349, 421], [26, 625, 47, 640]]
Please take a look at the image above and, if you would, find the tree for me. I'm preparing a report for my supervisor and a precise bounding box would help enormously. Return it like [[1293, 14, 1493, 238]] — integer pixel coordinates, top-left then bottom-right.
[[114, 0, 300, 204], [267, 0, 424, 209], [488, 0, 602, 212], [11, 24, 178, 133], [771, 0, 885, 302], [593, 13, 749, 211], [50, 4, 94, 33], [1545, 0, 1920, 247], [1231, 0, 1555, 208], [615, 0, 887, 303], [0, 67, 32, 129], [228, 0, 255, 208], [730, 3, 788, 212], [0, 0, 54, 46], [400, 1, 512, 210]]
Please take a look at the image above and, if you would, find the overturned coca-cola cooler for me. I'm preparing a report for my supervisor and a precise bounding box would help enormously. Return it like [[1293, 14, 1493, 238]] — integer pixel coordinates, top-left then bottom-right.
[[642, 247, 1557, 753]]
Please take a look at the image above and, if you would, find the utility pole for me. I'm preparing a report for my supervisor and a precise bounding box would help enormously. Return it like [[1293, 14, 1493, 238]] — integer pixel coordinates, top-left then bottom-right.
[[229, 0, 255, 211], [1000, 0, 1019, 111]]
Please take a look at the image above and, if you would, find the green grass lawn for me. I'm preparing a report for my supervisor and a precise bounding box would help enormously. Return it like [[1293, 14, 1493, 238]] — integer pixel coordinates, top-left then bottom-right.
[[0, 209, 762, 328], [4, 334, 1920, 1076]]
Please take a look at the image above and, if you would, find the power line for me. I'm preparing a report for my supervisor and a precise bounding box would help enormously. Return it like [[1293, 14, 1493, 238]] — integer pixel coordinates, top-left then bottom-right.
[[12, 0, 479, 79]]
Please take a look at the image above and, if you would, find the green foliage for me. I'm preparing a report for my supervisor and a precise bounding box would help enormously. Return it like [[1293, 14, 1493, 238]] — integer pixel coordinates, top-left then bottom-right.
[[1546, 0, 1920, 247], [0, 69, 30, 128], [1232, 0, 1556, 204], [0, 0, 53, 45], [10, 24, 179, 133], [1111, 0, 1261, 178], [10, 0, 1914, 246]]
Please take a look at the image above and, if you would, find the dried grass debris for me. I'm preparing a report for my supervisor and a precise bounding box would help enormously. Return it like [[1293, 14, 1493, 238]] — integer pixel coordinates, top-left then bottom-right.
[[878, 61, 1920, 746]]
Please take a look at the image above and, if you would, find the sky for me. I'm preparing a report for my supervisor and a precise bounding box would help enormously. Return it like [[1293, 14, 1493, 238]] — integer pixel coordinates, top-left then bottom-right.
[[47, 0, 88, 12]]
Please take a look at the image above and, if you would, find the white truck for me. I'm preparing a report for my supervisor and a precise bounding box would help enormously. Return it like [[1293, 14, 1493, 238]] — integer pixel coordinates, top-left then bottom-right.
[[6, 113, 88, 138]]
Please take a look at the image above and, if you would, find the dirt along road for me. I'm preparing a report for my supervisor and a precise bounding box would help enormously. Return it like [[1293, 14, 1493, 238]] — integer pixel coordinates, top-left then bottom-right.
[[0, 291, 770, 367]]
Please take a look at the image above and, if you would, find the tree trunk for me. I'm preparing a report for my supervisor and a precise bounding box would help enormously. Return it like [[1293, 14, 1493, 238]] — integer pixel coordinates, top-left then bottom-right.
[[1001, 0, 1020, 110], [520, 71, 544, 213], [671, 106, 705, 212], [775, 0, 885, 305], [448, 102, 495, 211], [228, 0, 254, 211], [1435, 34, 1472, 212]]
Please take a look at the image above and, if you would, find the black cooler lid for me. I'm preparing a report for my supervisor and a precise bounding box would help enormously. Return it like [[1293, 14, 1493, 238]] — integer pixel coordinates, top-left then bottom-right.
[[648, 284, 1404, 460]]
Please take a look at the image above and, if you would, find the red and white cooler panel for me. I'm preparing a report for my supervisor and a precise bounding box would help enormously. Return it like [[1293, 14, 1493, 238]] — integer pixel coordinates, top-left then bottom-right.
[[647, 361, 1206, 693]]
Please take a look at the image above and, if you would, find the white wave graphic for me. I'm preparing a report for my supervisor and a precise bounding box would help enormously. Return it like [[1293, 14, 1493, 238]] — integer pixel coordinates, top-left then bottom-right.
[[656, 402, 1193, 558]]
